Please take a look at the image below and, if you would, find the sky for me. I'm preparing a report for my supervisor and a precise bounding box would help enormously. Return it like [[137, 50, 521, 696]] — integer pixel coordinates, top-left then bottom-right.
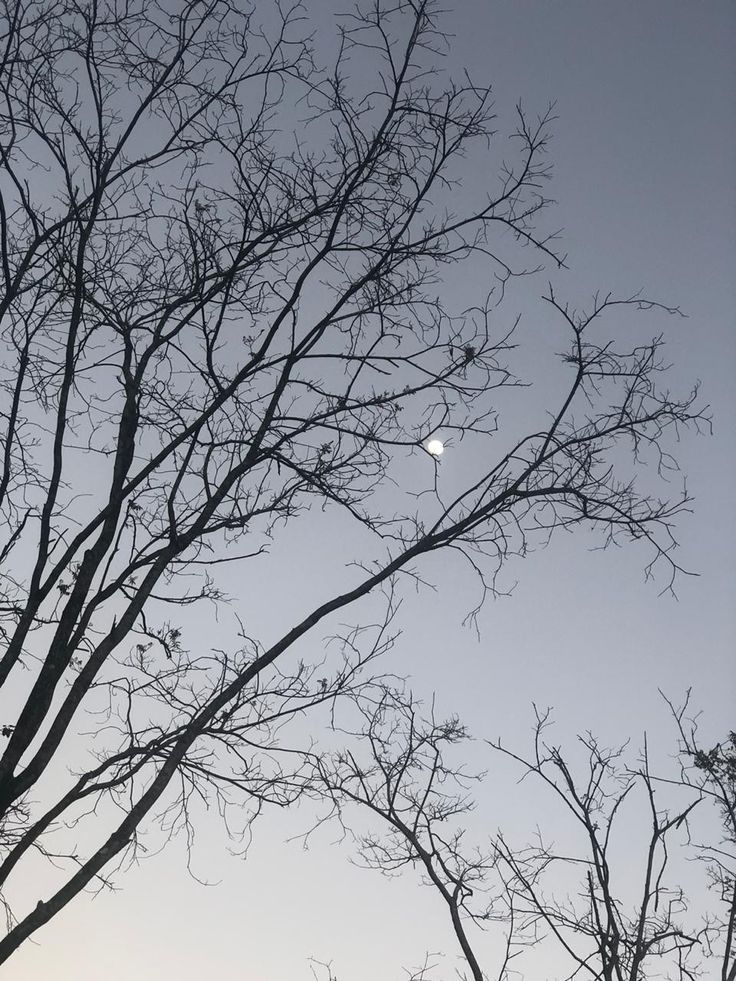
[[8, 1, 736, 978]]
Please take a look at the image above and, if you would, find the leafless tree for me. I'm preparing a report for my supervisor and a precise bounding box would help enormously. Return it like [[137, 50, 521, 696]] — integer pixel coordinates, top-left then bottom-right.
[[309, 687, 509, 981], [0, 0, 706, 964], [489, 713, 704, 981], [664, 695, 736, 981], [313, 692, 732, 980]]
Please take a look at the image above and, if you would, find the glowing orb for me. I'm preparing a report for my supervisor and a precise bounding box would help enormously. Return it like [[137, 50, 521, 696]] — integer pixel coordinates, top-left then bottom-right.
[[426, 439, 444, 457]]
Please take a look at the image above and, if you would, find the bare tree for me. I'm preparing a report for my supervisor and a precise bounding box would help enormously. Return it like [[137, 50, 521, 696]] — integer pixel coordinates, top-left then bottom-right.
[[489, 715, 703, 981], [666, 696, 736, 980], [309, 687, 504, 981], [312, 691, 732, 981], [0, 0, 705, 964]]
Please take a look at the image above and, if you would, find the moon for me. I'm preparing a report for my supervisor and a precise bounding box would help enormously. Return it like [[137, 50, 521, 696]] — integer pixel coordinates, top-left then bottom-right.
[[426, 438, 444, 457]]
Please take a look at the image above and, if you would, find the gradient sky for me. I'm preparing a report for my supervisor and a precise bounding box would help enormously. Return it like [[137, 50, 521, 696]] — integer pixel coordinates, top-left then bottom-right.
[[11, 1, 735, 978]]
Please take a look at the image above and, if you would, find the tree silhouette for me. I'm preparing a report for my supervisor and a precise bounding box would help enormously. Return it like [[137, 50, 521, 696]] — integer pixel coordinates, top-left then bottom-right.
[[313, 688, 734, 980], [0, 0, 705, 964]]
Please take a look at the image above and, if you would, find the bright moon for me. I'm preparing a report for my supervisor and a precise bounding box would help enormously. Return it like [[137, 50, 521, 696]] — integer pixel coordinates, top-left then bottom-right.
[[426, 439, 444, 457]]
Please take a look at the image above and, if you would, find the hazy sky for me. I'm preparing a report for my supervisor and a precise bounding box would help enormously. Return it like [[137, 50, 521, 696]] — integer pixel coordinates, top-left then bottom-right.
[[11, 1, 735, 978]]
